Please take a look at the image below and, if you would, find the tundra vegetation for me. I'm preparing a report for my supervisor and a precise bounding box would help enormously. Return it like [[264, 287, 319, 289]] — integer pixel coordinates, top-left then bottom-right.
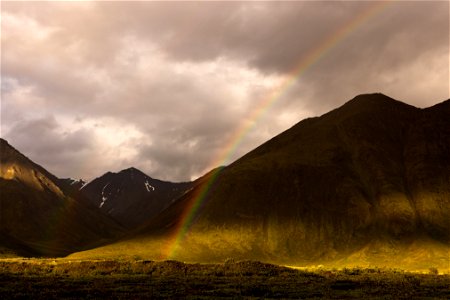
[[1, 258, 449, 299]]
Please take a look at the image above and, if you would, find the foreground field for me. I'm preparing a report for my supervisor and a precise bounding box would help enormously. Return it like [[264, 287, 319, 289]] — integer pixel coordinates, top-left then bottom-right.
[[1, 259, 449, 299]]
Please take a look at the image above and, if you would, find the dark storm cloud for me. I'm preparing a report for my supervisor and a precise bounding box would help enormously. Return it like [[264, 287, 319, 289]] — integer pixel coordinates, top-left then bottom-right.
[[1, 1, 448, 181]]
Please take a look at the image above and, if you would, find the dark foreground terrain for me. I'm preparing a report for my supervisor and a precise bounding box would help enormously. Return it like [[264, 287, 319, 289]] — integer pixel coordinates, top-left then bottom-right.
[[0, 259, 449, 299]]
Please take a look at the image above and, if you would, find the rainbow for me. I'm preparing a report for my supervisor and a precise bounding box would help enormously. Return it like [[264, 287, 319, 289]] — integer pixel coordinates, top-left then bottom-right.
[[162, 0, 392, 259]]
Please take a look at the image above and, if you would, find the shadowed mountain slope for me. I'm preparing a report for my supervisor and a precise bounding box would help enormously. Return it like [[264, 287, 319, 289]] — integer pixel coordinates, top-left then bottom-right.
[[58, 178, 86, 193], [80, 168, 192, 228], [71, 94, 450, 270], [0, 139, 125, 257]]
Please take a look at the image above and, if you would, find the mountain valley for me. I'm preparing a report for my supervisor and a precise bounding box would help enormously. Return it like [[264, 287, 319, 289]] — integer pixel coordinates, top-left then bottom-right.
[[69, 94, 450, 271], [1, 94, 449, 272]]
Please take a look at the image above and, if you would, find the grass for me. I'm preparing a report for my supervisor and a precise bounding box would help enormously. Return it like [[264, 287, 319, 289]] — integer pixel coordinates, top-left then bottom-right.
[[1, 258, 449, 299]]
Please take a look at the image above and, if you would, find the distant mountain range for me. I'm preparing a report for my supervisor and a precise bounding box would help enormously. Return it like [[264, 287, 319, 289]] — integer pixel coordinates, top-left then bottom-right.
[[0, 139, 192, 256], [59, 178, 86, 191], [80, 168, 192, 228], [2, 93, 449, 270]]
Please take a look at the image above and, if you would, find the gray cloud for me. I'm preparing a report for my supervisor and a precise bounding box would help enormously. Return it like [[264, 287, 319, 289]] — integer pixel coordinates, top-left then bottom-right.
[[5, 116, 96, 178], [1, 1, 448, 181]]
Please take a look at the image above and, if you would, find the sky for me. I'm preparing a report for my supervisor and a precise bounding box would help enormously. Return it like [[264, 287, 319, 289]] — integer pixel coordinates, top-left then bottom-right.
[[1, 1, 449, 182]]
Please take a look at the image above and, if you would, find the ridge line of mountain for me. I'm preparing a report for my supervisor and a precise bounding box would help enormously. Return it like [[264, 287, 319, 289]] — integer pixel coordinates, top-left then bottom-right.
[[2, 93, 449, 270]]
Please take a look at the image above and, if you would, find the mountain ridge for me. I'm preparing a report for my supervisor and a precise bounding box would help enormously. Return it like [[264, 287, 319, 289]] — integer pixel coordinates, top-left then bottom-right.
[[70, 94, 450, 271], [0, 138, 125, 257], [80, 167, 193, 228], [3, 93, 449, 270]]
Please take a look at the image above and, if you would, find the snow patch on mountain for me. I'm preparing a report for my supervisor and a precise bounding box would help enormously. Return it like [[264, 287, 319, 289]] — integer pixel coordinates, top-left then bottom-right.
[[145, 180, 155, 192], [80, 179, 91, 190], [99, 183, 110, 208]]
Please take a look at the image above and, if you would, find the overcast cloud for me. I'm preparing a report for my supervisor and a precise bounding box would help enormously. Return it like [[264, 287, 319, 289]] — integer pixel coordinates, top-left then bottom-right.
[[1, 1, 448, 182]]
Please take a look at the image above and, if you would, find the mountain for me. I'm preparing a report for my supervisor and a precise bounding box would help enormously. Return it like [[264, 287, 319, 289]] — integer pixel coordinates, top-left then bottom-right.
[[80, 168, 192, 228], [70, 94, 450, 271], [59, 178, 86, 191], [0, 139, 124, 257]]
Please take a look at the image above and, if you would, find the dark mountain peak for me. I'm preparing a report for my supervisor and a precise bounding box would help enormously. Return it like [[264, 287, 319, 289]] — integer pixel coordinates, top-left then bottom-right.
[[91, 168, 150, 184], [350, 92, 393, 101], [309, 93, 420, 131], [240, 93, 421, 165], [347, 92, 400, 104], [81, 167, 193, 228], [1, 138, 24, 162], [119, 167, 150, 178], [424, 98, 450, 113], [338, 93, 418, 114]]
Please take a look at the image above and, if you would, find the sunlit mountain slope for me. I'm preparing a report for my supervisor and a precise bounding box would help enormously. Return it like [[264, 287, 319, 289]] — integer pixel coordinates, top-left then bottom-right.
[[49, 94, 450, 270], [0, 139, 125, 257]]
